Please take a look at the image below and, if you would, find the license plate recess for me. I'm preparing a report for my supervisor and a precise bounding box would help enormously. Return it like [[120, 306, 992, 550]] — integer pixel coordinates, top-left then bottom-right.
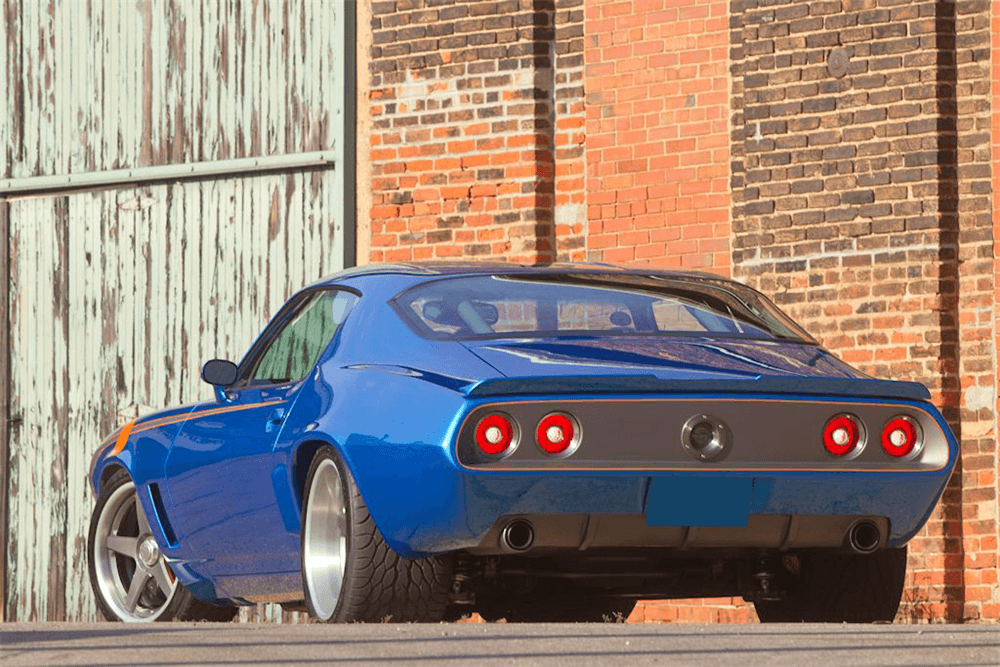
[[645, 477, 751, 527]]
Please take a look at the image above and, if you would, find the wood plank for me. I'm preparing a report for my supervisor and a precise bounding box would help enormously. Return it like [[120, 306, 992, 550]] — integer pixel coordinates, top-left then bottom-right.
[[63, 193, 98, 620], [46, 196, 70, 622], [0, 199, 10, 622]]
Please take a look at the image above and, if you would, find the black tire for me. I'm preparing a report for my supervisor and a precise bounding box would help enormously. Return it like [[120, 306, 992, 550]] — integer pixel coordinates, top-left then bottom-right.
[[477, 585, 637, 623], [88, 470, 237, 622], [301, 446, 453, 622], [754, 547, 907, 623]]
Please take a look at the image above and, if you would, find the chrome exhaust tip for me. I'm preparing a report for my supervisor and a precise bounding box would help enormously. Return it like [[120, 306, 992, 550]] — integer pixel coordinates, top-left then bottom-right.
[[847, 520, 881, 554], [500, 519, 535, 552]]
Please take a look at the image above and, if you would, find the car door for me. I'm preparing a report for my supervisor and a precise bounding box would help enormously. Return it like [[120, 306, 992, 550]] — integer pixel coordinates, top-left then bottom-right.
[[162, 288, 358, 579]]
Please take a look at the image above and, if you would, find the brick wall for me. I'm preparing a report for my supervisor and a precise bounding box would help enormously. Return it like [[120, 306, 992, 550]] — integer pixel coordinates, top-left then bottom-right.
[[364, 0, 999, 623], [584, 0, 731, 272]]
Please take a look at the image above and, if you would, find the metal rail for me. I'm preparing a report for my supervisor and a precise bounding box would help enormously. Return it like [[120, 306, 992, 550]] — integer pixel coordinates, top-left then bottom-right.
[[0, 151, 337, 196]]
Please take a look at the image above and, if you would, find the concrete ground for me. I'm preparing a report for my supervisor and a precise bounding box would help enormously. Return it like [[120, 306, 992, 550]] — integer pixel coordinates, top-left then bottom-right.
[[1, 622, 998, 667]]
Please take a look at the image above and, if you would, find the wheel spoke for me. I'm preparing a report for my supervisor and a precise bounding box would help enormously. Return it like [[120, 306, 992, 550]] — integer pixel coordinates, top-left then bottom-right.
[[135, 496, 152, 534], [106, 534, 139, 557], [125, 570, 151, 612], [151, 560, 174, 596]]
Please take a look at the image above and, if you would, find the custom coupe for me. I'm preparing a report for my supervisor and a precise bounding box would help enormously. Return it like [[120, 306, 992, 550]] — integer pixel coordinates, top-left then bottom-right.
[[88, 263, 957, 623]]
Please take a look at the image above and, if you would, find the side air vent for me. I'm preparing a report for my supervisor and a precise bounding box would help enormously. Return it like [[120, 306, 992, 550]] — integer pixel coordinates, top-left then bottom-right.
[[148, 483, 179, 548]]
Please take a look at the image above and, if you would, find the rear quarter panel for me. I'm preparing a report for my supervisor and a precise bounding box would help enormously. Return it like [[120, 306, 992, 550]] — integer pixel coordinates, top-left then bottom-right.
[[279, 363, 472, 558]]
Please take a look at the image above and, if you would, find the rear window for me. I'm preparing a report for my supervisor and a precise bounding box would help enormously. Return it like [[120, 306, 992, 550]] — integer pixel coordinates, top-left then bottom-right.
[[392, 273, 814, 342]]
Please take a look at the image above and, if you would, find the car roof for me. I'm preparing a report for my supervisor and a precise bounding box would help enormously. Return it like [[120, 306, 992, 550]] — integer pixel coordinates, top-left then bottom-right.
[[316, 261, 725, 285]]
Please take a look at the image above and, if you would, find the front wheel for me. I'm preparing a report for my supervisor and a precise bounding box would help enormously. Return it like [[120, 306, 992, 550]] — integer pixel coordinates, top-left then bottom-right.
[[88, 470, 236, 622], [301, 446, 453, 622], [753, 547, 907, 623]]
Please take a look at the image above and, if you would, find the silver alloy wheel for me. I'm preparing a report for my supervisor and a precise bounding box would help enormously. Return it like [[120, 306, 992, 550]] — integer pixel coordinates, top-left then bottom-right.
[[92, 480, 178, 621], [303, 458, 348, 621]]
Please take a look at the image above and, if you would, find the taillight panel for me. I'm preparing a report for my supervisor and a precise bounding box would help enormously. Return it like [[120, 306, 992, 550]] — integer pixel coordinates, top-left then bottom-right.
[[456, 399, 948, 470]]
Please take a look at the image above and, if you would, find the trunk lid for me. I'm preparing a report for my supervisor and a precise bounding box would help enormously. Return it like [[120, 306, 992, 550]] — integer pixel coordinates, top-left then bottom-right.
[[460, 336, 930, 401], [462, 336, 861, 380]]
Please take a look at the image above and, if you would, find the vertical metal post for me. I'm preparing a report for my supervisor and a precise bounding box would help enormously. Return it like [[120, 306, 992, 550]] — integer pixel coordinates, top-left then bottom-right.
[[342, 0, 358, 269]]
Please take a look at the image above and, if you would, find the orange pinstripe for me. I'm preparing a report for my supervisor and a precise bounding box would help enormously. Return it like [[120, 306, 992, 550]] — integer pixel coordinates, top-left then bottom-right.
[[130, 400, 287, 435], [108, 420, 136, 457], [103, 400, 288, 459]]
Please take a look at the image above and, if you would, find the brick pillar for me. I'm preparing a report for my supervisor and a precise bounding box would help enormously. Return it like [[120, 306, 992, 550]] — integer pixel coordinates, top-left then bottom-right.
[[367, 0, 583, 264], [992, 0, 1000, 621], [962, 0, 1000, 622], [584, 0, 731, 273], [729, 0, 998, 622], [583, 0, 743, 623], [553, 0, 588, 261]]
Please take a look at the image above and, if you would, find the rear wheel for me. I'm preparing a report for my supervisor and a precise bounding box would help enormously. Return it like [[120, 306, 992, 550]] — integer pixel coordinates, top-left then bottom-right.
[[301, 446, 453, 622], [88, 470, 236, 622], [753, 547, 907, 623]]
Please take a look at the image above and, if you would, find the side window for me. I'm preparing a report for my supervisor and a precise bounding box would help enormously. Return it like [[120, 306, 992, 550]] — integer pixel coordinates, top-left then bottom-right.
[[247, 290, 358, 385]]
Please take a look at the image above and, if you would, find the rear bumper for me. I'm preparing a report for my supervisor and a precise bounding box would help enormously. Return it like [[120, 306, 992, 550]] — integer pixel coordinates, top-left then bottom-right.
[[364, 468, 952, 556]]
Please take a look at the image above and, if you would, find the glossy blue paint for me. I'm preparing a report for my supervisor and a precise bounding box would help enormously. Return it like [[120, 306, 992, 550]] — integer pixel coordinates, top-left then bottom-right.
[[89, 264, 959, 604], [161, 389, 298, 578]]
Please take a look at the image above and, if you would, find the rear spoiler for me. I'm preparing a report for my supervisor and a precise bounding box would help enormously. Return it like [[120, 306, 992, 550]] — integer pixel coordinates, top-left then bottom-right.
[[464, 375, 931, 401]]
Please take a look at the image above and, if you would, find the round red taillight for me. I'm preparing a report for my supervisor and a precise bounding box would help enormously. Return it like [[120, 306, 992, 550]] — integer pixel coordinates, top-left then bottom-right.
[[823, 414, 864, 457], [535, 412, 581, 456], [881, 416, 920, 458], [475, 413, 517, 456]]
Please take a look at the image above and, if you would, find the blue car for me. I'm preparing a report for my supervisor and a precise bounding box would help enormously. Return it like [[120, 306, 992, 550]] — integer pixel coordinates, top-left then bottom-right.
[[87, 263, 957, 623]]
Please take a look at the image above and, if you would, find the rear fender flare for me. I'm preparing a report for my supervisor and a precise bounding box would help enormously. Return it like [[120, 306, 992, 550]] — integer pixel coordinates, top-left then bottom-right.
[[281, 436, 343, 533]]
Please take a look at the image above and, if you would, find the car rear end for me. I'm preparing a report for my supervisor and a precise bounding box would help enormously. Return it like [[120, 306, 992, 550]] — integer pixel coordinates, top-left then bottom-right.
[[368, 266, 958, 620], [453, 380, 955, 556], [432, 378, 956, 622]]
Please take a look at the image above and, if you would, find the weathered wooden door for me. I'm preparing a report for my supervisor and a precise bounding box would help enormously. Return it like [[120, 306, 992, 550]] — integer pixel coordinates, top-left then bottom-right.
[[1, 0, 352, 622]]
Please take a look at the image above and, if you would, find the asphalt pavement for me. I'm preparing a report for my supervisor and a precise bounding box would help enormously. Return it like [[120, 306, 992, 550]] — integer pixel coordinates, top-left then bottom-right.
[[1, 621, 998, 667]]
